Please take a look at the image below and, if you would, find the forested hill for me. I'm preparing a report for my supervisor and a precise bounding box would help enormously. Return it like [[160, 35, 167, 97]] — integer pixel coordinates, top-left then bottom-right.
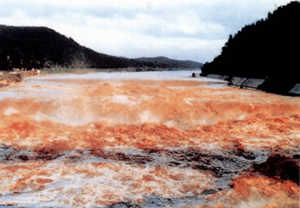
[[201, 1, 300, 95], [0, 25, 201, 70], [136, 56, 202, 69]]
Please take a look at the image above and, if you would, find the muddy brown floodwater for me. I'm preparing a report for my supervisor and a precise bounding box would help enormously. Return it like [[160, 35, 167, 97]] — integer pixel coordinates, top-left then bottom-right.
[[0, 71, 299, 208]]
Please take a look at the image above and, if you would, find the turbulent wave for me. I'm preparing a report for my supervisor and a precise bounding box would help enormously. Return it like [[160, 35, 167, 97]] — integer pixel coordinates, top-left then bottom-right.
[[0, 71, 299, 207]]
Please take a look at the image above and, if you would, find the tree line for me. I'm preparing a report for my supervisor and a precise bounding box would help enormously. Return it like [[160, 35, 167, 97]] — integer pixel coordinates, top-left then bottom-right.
[[201, 1, 300, 94]]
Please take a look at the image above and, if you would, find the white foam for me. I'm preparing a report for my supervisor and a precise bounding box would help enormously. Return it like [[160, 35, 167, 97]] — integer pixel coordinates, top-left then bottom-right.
[[165, 120, 176, 127], [139, 110, 160, 123], [111, 95, 136, 105], [4, 107, 18, 116], [0, 161, 214, 207], [184, 98, 195, 105]]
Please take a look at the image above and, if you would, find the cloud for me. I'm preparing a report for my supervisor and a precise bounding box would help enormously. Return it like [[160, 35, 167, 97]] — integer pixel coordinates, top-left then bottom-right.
[[0, 0, 295, 62]]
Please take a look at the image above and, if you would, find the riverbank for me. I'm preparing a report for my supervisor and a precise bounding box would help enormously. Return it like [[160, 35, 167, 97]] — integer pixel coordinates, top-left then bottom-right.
[[0, 72, 23, 87], [200, 73, 300, 96]]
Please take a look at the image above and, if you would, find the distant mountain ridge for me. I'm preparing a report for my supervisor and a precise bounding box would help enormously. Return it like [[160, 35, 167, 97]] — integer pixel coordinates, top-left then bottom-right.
[[0, 25, 202, 71], [201, 1, 300, 95], [136, 56, 202, 69]]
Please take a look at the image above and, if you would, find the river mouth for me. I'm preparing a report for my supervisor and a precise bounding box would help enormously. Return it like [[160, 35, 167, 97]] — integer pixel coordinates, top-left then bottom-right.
[[0, 71, 299, 207]]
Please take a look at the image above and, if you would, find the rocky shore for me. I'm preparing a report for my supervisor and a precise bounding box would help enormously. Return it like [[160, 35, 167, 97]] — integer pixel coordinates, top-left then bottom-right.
[[0, 72, 23, 87]]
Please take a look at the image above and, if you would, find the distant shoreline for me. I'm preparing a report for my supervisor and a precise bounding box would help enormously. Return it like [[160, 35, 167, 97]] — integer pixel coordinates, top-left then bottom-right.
[[0, 68, 201, 87], [41, 67, 201, 74]]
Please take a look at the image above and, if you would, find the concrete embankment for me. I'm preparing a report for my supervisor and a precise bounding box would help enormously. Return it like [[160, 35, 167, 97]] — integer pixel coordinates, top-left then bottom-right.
[[203, 74, 300, 96]]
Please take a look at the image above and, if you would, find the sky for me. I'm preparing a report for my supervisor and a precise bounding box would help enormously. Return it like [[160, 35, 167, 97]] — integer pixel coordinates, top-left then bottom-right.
[[0, 0, 294, 63]]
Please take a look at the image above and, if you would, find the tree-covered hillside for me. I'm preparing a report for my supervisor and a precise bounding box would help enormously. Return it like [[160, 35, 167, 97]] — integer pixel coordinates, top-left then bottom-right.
[[201, 1, 300, 94], [0, 25, 201, 71]]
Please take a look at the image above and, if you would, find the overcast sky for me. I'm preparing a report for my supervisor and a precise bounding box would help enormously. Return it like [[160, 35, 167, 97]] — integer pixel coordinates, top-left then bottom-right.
[[0, 0, 294, 62]]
